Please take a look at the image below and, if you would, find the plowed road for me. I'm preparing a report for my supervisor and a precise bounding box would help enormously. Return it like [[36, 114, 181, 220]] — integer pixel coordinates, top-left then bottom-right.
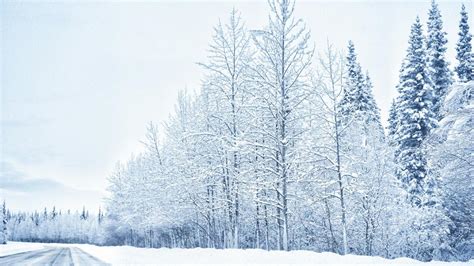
[[0, 247, 108, 265]]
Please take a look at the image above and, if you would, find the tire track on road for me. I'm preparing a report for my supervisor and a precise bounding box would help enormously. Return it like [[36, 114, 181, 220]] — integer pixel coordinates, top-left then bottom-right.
[[0, 246, 108, 265], [71, 247, 109, 265], [0, 247, 55, 265]]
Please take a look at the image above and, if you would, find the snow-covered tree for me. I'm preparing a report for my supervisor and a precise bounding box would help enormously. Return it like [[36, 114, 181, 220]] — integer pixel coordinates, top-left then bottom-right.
[[393, 17, 437, 206], [307, 43, 413, 258], [198, 8, 254, 248], [363, 71, 382, 127], [7, 206, 104, 244], [455, 4, 474, 82], [251, 0, 313, 251], [426, 0, 452, 118], [337, 45, 394, 256], [339, 41, 380, 124], [307, 43, 350, 255], [98, 207, 104, 225], [428, 81, 474, 260], [339, 41, 360, 118], [99, 1, 470, 262], [387, 99, 398, 141], [0, 201, 7, 244]]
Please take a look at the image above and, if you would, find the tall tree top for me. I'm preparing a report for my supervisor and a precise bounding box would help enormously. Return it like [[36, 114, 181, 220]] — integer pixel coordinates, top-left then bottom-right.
[[340, 41, 380, 125], [455, 3, 473, 82], [394, 17, 437, 205], [345, 41, 363, 92], [400, 17, 425, 82], [268, 0, 295, 24], [427, 0, 447, 51], [387, 98, 398, 139], [426, 0, 453, 118]]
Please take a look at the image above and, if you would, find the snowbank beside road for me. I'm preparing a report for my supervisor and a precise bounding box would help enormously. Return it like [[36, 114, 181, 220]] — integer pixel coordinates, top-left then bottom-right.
[[77, 246, 423, 265], [1, 242, 472, 265], [64, 244, 474, 265], [0, 242, 46, 256]]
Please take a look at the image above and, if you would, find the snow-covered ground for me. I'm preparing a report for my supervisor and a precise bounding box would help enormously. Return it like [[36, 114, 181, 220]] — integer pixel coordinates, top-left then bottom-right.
[[0, 242, 472, 265], [0, 241, 46, 256]]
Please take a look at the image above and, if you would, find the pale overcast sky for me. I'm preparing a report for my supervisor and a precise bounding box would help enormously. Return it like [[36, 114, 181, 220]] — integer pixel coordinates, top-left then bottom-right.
[[0, 0, 470, 212]]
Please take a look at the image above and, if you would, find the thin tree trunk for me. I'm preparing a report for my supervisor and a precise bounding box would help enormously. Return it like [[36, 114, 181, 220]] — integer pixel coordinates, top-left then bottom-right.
[[264, 201, 270, 251], [324, 198, 338, 253], [255, 199, 260, 249]]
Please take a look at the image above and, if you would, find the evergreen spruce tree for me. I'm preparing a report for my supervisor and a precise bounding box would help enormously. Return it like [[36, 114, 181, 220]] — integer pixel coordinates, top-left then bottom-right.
[[51, 206, 57, 220], [98, 207, 103, 224], [427, 0, 453, 118], [387, 99, 398, 140], [339, 41, 360, 118], [363, 71, 382, 127], [339, 41, 380, 124], [80, 206, 87, 220], [455, 4, 474, 82], [0, 201, 7, 244], [394, 17, 437, 206]]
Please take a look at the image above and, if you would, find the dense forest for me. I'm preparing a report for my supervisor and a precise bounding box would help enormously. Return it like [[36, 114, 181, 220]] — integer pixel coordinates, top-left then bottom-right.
[[2, 0, 472, 262], [2, 204, 104, 245]]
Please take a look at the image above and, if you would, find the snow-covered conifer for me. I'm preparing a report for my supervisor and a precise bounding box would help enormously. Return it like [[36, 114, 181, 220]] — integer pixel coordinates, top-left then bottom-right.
[[387, 99, 398, 141], [427, 0, 453, 118], [339, 41, 380, 124], [455, 4, 474, 82], [0, 201, 7, 244], [394, 17, 437, 206]]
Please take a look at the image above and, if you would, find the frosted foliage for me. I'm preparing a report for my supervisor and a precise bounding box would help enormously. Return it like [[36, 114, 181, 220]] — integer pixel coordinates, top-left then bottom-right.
[[393, 17, 437, 206], [429, 82, 474, 261], [455, 4, 474, 82], [0, 203, 7, 244], [3, 0, 472, 263], [426, 0, 453, 117]]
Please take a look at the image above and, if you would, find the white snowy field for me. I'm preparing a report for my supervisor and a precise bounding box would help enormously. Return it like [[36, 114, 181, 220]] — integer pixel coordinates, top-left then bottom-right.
[[0, 242, 472, 265]]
